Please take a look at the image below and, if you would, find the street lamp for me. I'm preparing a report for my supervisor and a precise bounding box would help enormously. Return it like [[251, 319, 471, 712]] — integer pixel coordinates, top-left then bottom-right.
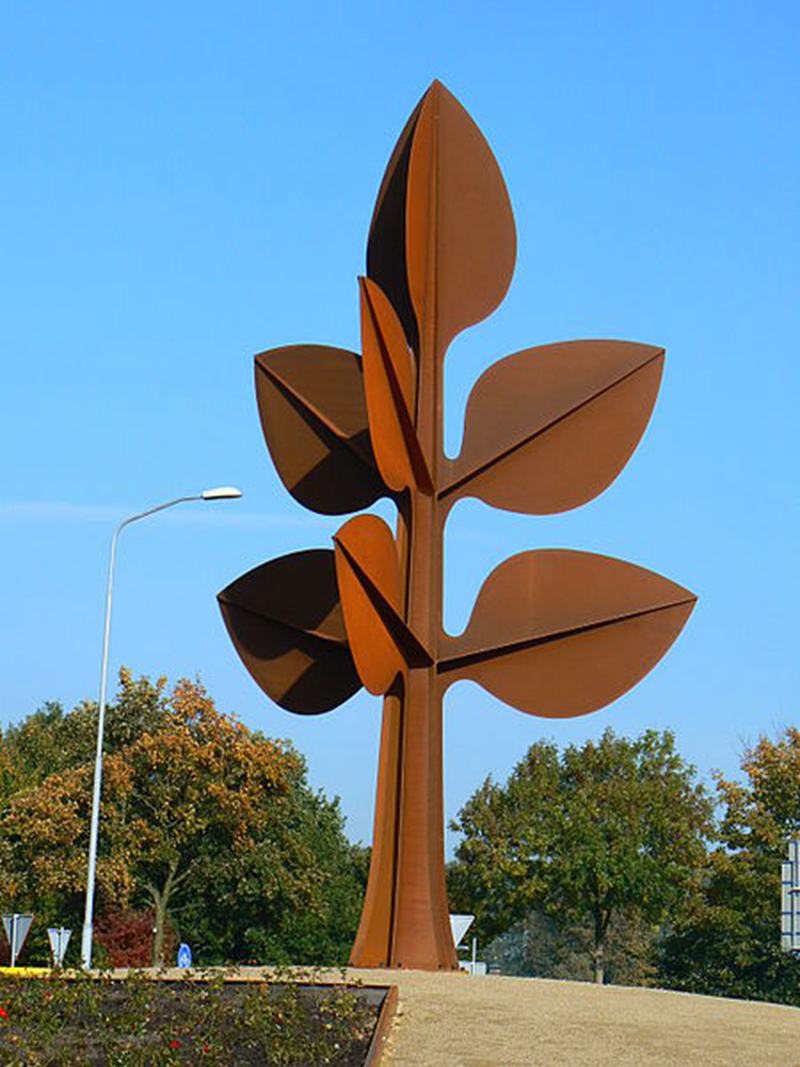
[[80, 487, 243, 970]]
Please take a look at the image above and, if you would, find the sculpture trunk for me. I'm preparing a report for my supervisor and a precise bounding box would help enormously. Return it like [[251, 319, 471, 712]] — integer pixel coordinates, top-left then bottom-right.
[[349, 325, 457, 969], [350, 670, 455, 968]]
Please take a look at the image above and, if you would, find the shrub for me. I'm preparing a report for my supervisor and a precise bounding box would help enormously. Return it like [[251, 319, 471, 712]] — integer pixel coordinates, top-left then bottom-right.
[[0, 970, 377, 1066]]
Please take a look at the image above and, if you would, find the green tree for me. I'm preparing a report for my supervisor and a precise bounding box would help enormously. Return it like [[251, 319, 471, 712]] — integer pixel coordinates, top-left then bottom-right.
[[182, 781, 369, 966], [479, 909, 659, 986], [450, 728, 713, 983], [658, 727, 800, 1004], [0, 671, 366, 968]]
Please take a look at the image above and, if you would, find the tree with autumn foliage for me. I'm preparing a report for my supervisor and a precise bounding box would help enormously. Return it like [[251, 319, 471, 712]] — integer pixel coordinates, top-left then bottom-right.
[[100, 677, 301, 965], [658, 727, 800, 1004], [0, 671, 366, 967], [449, 729, 713, 983], [0, 672, 170, 958]]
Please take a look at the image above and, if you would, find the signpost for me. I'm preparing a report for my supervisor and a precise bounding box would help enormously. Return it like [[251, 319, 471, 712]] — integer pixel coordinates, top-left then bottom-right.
[[449, 914, 486, 975], [781, 840, 800, 953], [2, 913, 34, 968], [47, 927, 72, 968]]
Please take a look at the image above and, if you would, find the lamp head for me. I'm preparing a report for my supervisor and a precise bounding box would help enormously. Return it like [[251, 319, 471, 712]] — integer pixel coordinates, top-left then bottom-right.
[[201, 486, 243, 501]]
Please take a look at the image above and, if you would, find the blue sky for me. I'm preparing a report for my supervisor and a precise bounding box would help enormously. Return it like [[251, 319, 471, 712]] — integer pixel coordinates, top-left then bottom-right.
[[2, 2, 799, 851]]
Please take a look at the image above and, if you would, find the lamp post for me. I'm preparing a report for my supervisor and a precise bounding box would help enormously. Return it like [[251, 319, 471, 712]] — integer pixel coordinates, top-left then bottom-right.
[[80, 487, 243, 970]]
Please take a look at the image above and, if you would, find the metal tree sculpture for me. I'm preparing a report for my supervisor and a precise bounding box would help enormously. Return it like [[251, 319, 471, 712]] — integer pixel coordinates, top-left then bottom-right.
[[218, 81, 696, 971]]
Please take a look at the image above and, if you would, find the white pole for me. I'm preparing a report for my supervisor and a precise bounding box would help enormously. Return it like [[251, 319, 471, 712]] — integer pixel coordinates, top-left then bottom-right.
[[58, 928, 68, 967], [80, 520, 120, 971], [79, 489, 242, 970], [472, 935, 477, 975], [10, 914, 17, 968]]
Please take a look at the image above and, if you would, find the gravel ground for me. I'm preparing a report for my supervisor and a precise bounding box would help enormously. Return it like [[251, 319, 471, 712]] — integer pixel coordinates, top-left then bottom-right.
[[345, 968, 800, 1067]]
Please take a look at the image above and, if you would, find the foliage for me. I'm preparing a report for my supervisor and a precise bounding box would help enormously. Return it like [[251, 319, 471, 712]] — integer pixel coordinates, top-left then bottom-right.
[[658, 727, 800, 1004], [0, 970, 376, 1066], [176, 790, 368, 967], [449, 728, 713, 982], [482, 909, 659, 986], [0, 672, 366, 969], [95, 909, 177, 970], [0, 672, 168, 795]]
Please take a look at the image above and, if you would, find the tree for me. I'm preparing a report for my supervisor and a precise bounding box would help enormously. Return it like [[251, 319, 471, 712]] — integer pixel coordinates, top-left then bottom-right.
[[0, 670, 168, 794], [0, 671, 366, 967], [181, 784, 369, 966], [100, 678, 301, 965], [480, 909, 659, 986], [450, 728, 713, 983], [658, 728, 800, 1004]]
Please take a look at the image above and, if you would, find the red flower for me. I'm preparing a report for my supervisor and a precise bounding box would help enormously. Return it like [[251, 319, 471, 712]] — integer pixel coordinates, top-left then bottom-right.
[[169, 1039, 181, 1049], [202, 1044, 211, 1054], [0, 1007, 8, 1021]]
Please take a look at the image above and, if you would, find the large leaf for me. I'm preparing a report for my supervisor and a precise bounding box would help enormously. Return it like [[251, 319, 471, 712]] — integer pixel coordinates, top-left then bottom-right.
[[255, 345, 388, 515], [406, 81, 516, 360], [367, 95, 424, 353], [441, 341, 664, 514], [334, 514, 432, 694], [359, 277, 432, 494], [439, 549, 695, 717], [218, 550, 361, 714]]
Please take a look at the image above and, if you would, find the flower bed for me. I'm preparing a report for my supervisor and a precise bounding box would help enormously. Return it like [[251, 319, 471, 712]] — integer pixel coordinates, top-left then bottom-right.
[[0, 970, 387, 1065]]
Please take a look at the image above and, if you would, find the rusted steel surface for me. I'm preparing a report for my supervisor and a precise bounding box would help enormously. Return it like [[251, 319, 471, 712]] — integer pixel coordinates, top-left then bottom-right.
[[333, 514, 429, 694], [364, 983, 399, 1066], [405, 83, 516, 359], [438, 550, 696, 717], [218, 550, 360, 715], [348, 686, 403, 967], [441, 340, 665, 514], [254, 345, 386, 515], [219, 80, 696, 972], [360, 277, 432, 494]]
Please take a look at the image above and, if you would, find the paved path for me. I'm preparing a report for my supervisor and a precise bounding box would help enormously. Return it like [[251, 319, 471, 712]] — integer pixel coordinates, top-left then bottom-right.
[[347, 968, 800, 1066]]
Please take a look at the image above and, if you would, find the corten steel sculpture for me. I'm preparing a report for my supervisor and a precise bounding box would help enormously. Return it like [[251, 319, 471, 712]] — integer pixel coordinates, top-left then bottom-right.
[[218, 81, 696, 971]]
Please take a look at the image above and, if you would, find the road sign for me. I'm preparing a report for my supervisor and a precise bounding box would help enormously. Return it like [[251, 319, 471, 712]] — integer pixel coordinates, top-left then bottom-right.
[[781, 840, 800, 953], [176, 943, 192, 968], [47, 927, 71, 968], [449, 914, 475, 949], [2, 913, 34, 967]]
